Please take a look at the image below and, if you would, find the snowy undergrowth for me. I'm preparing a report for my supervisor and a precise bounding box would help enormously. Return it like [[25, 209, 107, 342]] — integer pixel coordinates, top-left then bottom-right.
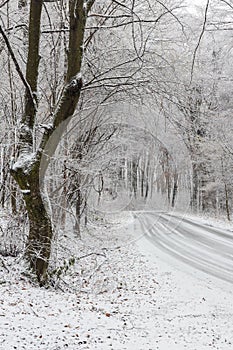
[[0, 209, 26, 257], [0, 211, 233, 349]]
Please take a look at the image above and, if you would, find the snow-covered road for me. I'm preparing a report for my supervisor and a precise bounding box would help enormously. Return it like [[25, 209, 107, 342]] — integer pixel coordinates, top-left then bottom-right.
[[136, 211, 233, 284]]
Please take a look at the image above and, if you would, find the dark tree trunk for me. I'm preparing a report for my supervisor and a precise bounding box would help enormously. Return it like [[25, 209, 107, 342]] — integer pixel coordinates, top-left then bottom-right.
[[224, 183, 231, 222], [132, 159, 138, 198], [171, 173, 178, 208], [141, 169, 144, 198], [74, 183, 82, 238], [191, 163, 199, 211], [10, 180, 17, 215], [11, 159, 53, 285]]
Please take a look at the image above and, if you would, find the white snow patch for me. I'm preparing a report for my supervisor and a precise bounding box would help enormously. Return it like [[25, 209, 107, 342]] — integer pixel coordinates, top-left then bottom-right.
[[39, 123, 53, 131], [11, 152, 36, 173], [21, 189, 30, 194]]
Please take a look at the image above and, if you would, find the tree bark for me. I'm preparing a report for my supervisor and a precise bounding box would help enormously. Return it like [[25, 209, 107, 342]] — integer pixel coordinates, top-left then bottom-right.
[[11, 157, 52, 285], [171, 172, 178, 208], [191, 162, 199, 211]]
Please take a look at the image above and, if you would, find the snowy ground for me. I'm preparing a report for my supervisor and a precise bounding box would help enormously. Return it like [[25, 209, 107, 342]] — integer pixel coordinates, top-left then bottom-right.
[[0, 211, 233, 349]]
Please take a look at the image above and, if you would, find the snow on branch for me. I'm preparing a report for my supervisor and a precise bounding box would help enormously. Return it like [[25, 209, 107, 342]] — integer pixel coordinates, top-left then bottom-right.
[[11, 152, 37, 174], [38, 123, 54, 132], [66, 73, 83, 95]]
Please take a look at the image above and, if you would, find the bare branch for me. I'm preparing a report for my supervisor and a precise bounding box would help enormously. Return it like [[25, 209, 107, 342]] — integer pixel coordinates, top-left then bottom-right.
[[156, 0, 186, 34], [190, 0, 210, 84], [41, 18, 162, 33], [111, 0, 132, 12], [85, 55, 141, 87], [0, 0, 9, 9], [77, 252, 106, 260], [219, 0, 233, 10], [89, 13, 131, 18], [0, 24, 36, 108]]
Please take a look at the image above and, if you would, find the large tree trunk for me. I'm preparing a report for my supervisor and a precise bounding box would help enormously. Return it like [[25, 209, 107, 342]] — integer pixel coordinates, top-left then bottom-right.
[[11, 158, 53, 285], [25, 192, 52, 283]]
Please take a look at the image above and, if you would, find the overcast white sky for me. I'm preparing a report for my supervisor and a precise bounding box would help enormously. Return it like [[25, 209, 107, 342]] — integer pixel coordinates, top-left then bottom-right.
[[189, 0, 207, 4], [184, 0, 207, 14], [185, 0, 207, 7]]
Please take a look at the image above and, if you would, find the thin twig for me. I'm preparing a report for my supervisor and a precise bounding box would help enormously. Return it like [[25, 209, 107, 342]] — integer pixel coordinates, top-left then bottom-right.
[[219, 0, 233, 10], [77, 252, 106, 260], [0, 0, 9, 9], [190, 0, 210, 84]]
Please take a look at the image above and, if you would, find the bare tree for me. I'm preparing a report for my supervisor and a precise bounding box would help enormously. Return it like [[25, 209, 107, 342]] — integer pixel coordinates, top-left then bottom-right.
[[0, 0, 176, 284], [1, 0, 94, 284]]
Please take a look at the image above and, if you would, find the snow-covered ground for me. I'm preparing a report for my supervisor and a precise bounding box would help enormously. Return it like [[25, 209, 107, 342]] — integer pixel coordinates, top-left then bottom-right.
[[0, 211, 233, 350]]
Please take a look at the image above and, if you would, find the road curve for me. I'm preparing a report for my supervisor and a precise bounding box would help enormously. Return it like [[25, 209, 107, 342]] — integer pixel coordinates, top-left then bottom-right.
[[136, 211, 233, 283]]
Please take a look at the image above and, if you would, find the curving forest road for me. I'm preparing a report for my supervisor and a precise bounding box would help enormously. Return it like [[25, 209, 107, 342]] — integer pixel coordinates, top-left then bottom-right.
[[136, 211, 233, 283]]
